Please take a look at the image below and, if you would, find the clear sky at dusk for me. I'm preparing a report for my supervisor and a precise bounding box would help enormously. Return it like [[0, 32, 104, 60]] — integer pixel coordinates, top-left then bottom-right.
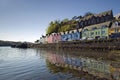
[[0, 0, 120, 42]]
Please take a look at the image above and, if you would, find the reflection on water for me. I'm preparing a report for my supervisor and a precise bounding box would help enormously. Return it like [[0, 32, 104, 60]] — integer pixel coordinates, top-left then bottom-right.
[[46, 50, 120, 80], [0, 47, 120, 80]]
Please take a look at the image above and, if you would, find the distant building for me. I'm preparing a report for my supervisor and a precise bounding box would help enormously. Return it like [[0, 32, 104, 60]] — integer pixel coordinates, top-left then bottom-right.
[[109, 21, 120, 35], [39, 36, 47, 44], [114, 13, 120, 20], [78, 10, 113, 28]]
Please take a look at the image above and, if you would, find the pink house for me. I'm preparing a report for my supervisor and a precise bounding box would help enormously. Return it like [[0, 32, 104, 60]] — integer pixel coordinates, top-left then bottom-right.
[[52, 33, 61, 43], [47, 34, 53, 43], [47, 33, 61, 43]]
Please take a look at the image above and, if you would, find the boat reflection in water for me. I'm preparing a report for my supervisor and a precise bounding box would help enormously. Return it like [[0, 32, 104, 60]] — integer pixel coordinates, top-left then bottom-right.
[[46, 50, 120, 80]]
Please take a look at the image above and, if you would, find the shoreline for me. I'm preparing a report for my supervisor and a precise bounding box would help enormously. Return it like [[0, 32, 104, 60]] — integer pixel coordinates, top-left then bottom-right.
[[31, 38, 120, 50]]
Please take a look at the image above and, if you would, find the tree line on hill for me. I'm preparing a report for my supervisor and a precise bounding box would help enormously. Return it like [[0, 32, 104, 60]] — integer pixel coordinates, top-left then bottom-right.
[[46, 12, 94, 35], [0, 40, 20, 46], [0, 40, 33, 48]]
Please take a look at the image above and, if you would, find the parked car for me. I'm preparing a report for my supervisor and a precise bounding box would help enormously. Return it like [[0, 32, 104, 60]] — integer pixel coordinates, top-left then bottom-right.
[[87, 37, 94, 40], [80, 37, 87, 41]]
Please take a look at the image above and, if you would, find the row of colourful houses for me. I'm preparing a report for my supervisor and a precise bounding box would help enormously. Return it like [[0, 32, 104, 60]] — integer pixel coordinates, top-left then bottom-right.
[[39, 21, 120, 44], [40, 33, 61, 44], [38, 10, 120, 44]]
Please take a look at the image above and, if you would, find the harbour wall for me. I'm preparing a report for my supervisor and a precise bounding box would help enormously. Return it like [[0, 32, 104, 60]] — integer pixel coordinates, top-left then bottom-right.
[[31, 38, 120, 50]]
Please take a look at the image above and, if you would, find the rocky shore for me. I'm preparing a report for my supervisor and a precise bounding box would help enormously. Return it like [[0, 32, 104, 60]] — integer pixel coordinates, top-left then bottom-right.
[[31, 38, 120, 50]]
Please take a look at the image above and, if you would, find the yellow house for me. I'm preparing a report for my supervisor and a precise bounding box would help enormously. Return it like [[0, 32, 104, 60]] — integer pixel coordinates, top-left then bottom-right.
[[109, 22, 120, 35], [109, 28, 115, 35]]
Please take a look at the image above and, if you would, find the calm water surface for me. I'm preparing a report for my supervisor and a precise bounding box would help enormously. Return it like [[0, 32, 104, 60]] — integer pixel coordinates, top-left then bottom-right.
[[0, 47, 119, 80]]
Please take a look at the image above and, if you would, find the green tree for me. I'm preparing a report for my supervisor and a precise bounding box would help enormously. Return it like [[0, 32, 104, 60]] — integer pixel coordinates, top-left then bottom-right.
[[46, 20, 60, 34], [46, 18, 78, 34], [62, 18, 69, 23], [84, 12, 94, 17]]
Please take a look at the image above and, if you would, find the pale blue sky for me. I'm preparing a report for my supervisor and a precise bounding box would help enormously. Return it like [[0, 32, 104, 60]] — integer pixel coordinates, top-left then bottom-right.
[[0, 0, 120, 42]]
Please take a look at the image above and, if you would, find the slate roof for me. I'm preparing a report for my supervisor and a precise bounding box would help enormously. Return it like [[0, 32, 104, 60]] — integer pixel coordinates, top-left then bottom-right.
[[81, 10, 113, 21], [83, 21, 111, 30]]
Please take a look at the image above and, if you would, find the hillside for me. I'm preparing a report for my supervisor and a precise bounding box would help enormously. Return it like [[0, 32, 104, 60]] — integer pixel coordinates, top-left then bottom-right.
[[0, 40, 22, 46]]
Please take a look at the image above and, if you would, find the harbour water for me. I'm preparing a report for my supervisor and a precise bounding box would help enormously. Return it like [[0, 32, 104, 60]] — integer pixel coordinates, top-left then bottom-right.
[[0, 47, 119, 80]]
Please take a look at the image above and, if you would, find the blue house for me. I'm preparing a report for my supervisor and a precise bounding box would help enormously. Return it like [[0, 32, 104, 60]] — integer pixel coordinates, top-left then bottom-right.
[[71, 31, 81, 40]]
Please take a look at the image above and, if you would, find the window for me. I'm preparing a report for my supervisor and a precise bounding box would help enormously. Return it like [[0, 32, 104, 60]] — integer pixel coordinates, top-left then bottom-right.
[[97, 18, 99, 23], [83, 29, 88, 32], [101, 16, 105, 22], [101, 31, 105, 34], [88, 20, 90, 25], [85, 21, 87, 25], [115, 22, 118, 26], [92, 27, 97, 30], [92, 18, 95, 24], [98, 31, 100, 35], [88, 20, 91, 25], [91, 32, 94, 35], [74, 34, 78, 38], [80, 22, 83, 27], [96, 32, 97, 35], [105, 15, 109, 21], [118, 22, 120, 26], [101, 25, 107, 28], [83, 33, 86, 36], [118, 16, 120, 19]]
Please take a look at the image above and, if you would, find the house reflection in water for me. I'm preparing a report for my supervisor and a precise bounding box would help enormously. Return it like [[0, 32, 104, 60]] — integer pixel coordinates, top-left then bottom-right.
[[46, 51, 120, 80]]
